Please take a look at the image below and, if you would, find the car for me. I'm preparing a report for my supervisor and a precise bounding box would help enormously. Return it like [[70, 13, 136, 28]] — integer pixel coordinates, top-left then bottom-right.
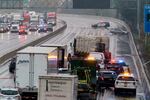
[[10, 24, 19, 33], [29, 24, 38, 32], [0, 23, 9, 33], [106, 59, 127, 75], [47, 23, 53, 31], [120, 66, 131, 74], [109, 28, 128, 35], [0, 87, 21, 100], [19, 25, 28, 35], [38, 24, 47, 33], [91, 22, 110, 28], [0, 24, 6, 33], [114, 73, 137, 96], [97, 70, 117, 88]]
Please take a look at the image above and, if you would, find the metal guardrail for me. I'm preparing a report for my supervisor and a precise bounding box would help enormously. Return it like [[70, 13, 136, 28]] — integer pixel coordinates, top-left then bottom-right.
[[105, 17, 150, 99], [118, 20, 150, 100], [129, 28, 150, 100], [0, 20, 67, 64]]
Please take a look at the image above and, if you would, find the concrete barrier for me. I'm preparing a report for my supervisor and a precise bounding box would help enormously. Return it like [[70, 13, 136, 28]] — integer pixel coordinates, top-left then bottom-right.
[[0, 20, 67, 64]]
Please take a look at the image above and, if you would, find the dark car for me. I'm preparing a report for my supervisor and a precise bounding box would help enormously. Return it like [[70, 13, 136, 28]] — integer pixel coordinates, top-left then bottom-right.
[[47, 23, 53, 31], [29, 24, 38, 32], [0, 25, 5, 33], [38, 24, 47, 33], [106, 60, 127, 75], [92, 22, 110, 29], [9, 58, 16, 73], [0, 23, 9, 33], [109, 28, 128, 35], [97, 71, 117, 88]]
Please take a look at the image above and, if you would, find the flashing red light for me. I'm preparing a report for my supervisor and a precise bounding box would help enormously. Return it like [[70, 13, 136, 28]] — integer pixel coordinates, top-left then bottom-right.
[[110, 59, 116, 63]]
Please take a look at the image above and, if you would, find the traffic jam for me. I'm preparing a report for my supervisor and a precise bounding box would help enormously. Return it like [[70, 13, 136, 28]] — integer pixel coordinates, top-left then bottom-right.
[[0, 11, 56, 35]]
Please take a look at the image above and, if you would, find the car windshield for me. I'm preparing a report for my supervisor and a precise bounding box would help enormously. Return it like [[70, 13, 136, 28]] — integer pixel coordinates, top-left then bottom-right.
[[118, 76, 135, 81], [1, 90, 18, 95]]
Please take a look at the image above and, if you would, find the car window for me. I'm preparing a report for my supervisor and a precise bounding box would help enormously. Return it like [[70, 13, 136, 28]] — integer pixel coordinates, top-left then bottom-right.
[[118, 76, 135, 81], [1, 90, 18, 95]]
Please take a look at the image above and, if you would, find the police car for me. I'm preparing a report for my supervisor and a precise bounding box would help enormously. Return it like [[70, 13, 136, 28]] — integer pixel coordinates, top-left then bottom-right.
[[114, 73, 137, 96]]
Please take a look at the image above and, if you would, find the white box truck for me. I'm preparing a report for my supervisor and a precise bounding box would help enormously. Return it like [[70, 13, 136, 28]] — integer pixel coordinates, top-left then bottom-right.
[[15, 46, 66, 100], [38, 74, 78, 100]]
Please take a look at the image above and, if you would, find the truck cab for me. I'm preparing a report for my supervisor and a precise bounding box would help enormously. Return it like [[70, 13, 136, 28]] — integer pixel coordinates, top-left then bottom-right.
[[10, 24, 19, 33]]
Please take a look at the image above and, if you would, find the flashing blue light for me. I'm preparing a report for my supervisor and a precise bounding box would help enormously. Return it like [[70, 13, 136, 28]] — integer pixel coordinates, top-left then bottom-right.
[[118, 60, 124, 63]]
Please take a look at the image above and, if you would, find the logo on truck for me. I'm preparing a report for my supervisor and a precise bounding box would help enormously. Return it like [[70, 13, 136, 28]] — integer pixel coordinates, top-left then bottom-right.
[[17, 60, 29, 64]]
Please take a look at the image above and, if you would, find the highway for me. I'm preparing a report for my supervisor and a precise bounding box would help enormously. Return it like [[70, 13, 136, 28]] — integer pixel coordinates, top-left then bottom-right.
[[43, 14, 146, 100], [0, 14, 146, 100], [0, 21, 63, 58]]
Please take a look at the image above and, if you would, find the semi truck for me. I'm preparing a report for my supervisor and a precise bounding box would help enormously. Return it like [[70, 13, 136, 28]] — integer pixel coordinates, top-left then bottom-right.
[[13, 13, 23, 22], [30, 14, 39, 25], [38, 74, 78, 100], [15, 46, 66, 100], [70, 57, 97, 100], [74, 36, 111, 65], [69, 36, 111, 100], [46, 12, 57, 26]]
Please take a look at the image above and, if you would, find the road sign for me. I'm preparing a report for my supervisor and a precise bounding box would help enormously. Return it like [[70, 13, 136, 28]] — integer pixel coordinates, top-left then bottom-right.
[[144, 5, 150, 33]]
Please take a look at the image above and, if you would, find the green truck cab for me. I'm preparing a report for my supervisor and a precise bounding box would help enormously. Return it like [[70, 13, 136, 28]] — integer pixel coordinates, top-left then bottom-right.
[[70, 57, 97, 100]]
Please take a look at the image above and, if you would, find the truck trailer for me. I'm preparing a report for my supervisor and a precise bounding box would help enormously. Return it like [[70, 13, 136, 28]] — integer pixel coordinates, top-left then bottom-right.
[[15, 46, 66, 100]]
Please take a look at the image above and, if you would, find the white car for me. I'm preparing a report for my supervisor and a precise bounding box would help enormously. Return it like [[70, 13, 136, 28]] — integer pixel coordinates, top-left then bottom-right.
[[114, 73, 137, 96], [0, 87, 21, 100]]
